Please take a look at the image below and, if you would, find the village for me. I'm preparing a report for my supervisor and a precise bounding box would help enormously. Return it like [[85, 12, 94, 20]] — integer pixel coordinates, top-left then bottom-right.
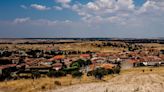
[[1, 39, 164, 81]]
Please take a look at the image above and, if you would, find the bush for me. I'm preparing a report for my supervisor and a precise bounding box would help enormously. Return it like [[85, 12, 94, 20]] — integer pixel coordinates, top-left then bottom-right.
[[93, 68, 108, 80], [47, 70, 55, 77], [54, 81, 61, 86], [31, 70, 41, 79], [85, 60, 92, 66], [107, 69, 114, 74], [113, 66, 121, 74], [87, 71, 94, 76], [63, 66, 79, 74], [71, 62, 80, 68], [56, 70, 66, 77], [47, 70, 66, 77], [71, 71, 83, 78]]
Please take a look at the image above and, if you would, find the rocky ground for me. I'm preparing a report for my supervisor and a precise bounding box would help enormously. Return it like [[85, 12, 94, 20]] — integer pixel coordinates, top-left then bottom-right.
[[49, 73, 164, 92]]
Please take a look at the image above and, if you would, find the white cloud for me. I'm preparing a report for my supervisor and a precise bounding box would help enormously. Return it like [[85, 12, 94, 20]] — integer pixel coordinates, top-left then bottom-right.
[[53, 6, 63, 10], [69, 0, 164, 24], [61, 3, 71, 8], [56, 0, 71, 8], [6, 0, 164, 38], [137, 0, 164, 15], [20, 5, 27, 9], [117, 0, 134, 10], [17, 0, 164, 25], [31, 4, 50, 11], [56, 0, 71, 4], [14, 17, 30, 24], [12, 18, 73, 26], [64, 20, 72, 23], [70, 0, 136, 23]]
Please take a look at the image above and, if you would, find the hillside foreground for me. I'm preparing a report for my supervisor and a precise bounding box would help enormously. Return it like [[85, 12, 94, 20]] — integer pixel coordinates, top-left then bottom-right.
[[51, 72, 164, 92], [0, 67, 164, 92]]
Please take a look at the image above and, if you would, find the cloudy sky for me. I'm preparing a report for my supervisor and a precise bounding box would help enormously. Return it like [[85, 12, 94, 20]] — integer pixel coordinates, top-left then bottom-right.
[[0, 0, 164, 38]]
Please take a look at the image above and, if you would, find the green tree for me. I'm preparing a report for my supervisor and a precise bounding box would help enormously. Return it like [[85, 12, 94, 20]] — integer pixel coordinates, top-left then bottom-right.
[[93, 68, 108, 80], [71, 71, 83, 78], [31, 70, 41, 79]]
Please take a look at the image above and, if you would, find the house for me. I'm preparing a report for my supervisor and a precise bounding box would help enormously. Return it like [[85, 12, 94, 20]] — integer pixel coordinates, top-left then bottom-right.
[[132, 56, 162, 67], [52, 63, 63, 71], [63, 58, 74, 68], [100, 64, 116, 70], [80, 54, 90, 60], [96, 53, 109, 57], [127, 59, 139, 67], [91, 57, 106, 64], [48, 55, 65, 62], [0, 64, 17, 80]]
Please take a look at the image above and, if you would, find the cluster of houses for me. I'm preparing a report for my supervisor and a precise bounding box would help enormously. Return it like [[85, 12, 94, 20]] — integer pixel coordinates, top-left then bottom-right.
[[0, 47, 164, 80]]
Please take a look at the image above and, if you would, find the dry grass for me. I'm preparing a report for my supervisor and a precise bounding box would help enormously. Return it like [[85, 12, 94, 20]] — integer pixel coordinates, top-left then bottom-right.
[[0, 74, 114, 92], [1, 67, 164, 92], [50, 67, 164, 92], [141, 43, 164, 50], [121, 67, 164, 74], [0, 41, 125, 53]]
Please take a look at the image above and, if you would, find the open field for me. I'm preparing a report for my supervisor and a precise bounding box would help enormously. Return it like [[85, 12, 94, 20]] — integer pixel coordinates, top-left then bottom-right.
[[1, 67, 164, 92], [0, 41, 125, 53], [1, 39, 164, 53]]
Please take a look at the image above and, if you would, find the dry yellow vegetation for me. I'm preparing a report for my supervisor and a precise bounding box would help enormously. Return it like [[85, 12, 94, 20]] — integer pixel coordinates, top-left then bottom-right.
[[0, 41, 125, 53], [1, 67, 164, 92], [50, 67, 164, 92], [0, 74, 113, 92]]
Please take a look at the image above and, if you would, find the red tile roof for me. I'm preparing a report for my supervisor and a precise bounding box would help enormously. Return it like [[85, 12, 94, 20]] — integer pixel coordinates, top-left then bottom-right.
[[80, 54, 90, 58], [100, 64, 116, 69], [52, 63, 62, 67], [53, 55, 65, 60], [48, 55, 65, 61], [0, 64, 17, 70]]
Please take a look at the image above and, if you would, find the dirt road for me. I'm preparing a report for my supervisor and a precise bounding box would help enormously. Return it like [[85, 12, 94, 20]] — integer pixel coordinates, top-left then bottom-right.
[[49, 73, 164, 92]]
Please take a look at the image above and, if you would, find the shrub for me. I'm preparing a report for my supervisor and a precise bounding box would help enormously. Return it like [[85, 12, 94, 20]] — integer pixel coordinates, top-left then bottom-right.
[[63, 66, 79, 74], [54, 81, 61, 86], [107, 69, 114, 74], [113, 66, 121, 74], [71, 71, 83, 78], [93, 68, 108, 80], [56, 70, 66, 77], [87, 71, 94, 76], [31, 70, 41, 79], [47, 70, 56, 77], [47, 70, 66, 77]]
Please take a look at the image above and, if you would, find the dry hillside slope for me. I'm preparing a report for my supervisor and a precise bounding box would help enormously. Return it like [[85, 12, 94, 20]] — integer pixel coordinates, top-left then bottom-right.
[[49, 73, 164, 92]]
